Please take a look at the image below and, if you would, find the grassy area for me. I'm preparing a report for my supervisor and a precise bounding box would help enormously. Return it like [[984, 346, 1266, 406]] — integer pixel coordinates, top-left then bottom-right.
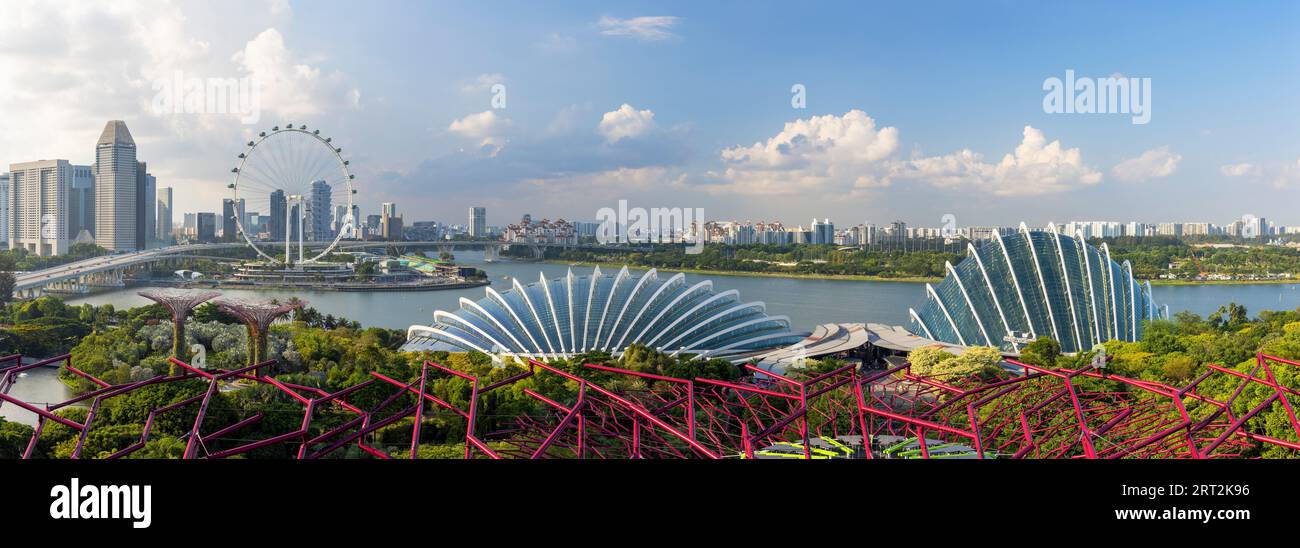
[[550, 259, 940, 283]]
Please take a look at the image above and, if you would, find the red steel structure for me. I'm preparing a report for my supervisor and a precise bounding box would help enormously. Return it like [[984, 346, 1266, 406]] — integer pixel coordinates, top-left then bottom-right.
[[1, 352, 1297, 459]]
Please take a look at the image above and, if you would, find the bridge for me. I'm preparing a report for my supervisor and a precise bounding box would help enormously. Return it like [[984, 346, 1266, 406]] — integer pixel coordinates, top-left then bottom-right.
[[10, 240, 655, 299]]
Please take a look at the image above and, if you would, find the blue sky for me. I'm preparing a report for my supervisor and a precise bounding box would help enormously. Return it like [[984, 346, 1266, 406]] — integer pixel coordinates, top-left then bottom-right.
[[2, 1, 1298, 228]]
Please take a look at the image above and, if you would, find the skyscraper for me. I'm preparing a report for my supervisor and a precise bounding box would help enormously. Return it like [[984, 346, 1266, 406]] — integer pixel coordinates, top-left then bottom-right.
[[8, 160, 71, 256], [811, 218, 834, 245], [269, 189, 286, 241], [381, 201, 400, 240], [469, 206, 486, 237], [143, 172, 155, 244], [305, 180, 332, 241], [156, 187, 173, 241], [196, 212, 216, 243], [0, 172, 8, 245], [68, 164, 94, 239], [221, 198, 245, 242], [94, 120, 139, 252], [135, 162, 153, 249]]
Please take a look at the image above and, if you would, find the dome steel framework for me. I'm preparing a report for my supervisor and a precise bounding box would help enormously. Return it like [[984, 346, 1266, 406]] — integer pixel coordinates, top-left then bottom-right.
[[908, 222, 1165, 353], [403, 266, 806, 361]]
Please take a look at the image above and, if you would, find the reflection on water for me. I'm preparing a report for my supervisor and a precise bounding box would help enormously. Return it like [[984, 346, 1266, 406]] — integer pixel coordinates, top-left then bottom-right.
[[0, 367, 76, 427]]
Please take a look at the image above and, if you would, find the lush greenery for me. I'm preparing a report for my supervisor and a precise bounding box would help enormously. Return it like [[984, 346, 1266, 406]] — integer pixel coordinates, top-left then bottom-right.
[[1003, 303, 1300, 458], [0, 294, 744, 458], [1102, 236, 1300, 280], [531, 243, 959, 279], [2, 292, 1297, 459], [908, 345, 1003, 380], [514, 237, 1300, 282]]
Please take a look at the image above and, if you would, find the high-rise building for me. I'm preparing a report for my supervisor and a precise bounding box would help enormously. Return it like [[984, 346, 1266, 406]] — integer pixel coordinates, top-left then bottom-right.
[[269, 189, 286, 241], [8, 160, 71, 256], [68, 164, 94, 239], [94, 120, 139, 252], [890, 220, 907, 246], [182, 213, 196, 237], [135, 163, 153, 249], [333, 205, 347, 235], [0, 172, 8, 245], [156, 187, 173, 241], [222, 199, 238, 242], [381, 202, 401, 240], [196, 212, 217, 243], [469, 206, 486, 237], [305, 180, 332, 241], [811, 218, 834, 245]]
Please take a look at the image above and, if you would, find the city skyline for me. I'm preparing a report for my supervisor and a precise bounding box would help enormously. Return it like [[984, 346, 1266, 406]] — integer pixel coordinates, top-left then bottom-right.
[[1, 1, 1298, 230]]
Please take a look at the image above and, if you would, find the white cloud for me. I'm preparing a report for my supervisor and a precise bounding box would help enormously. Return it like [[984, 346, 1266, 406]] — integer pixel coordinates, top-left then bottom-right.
[[234, 28, 361, 118], [1217, 159, 1300, 188], [713, 113, 1100, 198], [596, 16, 680, 41], [448, 110, 511, 155], [459, 73, 505, 94], [1111, 146, 1181, 183], [1220, 162, 1257, 177], [0, 1, 360, 219], [897, 126, 1102, 196], [713, 110, 899, 195], [598, 104, 656, 143]]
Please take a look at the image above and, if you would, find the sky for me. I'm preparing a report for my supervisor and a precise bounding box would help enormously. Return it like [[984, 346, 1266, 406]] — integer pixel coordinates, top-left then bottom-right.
[[2, 0, 1298, 230]]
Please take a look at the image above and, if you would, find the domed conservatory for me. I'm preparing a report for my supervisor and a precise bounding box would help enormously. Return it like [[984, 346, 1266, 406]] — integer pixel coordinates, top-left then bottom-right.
[[403, 266, 807, 362], [908, 223, 1166, 354]]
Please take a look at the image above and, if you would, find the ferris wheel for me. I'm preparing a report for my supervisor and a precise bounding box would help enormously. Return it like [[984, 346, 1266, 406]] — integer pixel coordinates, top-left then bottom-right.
[[229, 124, 356, 265]]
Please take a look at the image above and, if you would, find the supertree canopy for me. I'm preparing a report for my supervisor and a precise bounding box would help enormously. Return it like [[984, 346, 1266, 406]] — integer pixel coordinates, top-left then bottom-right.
[[215, 297, 305, 373], [138, 289, 221, 373]]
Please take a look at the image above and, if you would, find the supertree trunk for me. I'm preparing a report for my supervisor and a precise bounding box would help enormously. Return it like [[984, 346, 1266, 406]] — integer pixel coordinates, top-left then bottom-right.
[[216, 298, 306, 378], [137, 290, 220, 376], [173, 318, 188, 375]]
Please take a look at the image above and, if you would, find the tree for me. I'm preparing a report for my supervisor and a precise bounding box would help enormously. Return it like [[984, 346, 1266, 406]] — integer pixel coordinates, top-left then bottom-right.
[[909, 345, 1001, 379], [1019, 337, 1061, 368], [0, 272, 15, 306]]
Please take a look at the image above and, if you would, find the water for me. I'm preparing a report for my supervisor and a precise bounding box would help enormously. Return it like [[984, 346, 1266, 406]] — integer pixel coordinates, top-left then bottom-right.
[[0, 367, 76, 427], [6, 250, 1295, 414], [60, 250, 1300, 331]]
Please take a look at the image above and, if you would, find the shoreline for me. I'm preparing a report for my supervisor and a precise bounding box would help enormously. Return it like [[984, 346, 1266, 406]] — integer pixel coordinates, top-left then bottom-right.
[[130, 278, 491, 293], [546, 259, 1300, 287], [1149, 279, 1299, 287], [546, 260, 941, 283]]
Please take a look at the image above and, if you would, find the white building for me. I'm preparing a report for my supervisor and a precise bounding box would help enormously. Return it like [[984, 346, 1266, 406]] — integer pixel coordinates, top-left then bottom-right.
[[8, 160, 71, 256], [0, 172, 8, 245], [468, 206, 486, 237], [156, 186, 173, 241]]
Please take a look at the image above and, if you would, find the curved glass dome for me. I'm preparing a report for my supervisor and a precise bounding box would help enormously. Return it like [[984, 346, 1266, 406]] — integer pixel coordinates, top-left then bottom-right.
[[404, 266, 806, 361], [908, 223, 1165, 354]]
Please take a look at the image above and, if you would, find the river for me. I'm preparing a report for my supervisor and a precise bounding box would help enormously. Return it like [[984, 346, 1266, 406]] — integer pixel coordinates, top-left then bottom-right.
[[57, 250, 1300, 331], [3, 250, 1297, 426]]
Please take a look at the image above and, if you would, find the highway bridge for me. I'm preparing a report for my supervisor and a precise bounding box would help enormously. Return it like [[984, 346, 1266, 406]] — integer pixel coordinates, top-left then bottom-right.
[[9, 239, 653, 299]]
